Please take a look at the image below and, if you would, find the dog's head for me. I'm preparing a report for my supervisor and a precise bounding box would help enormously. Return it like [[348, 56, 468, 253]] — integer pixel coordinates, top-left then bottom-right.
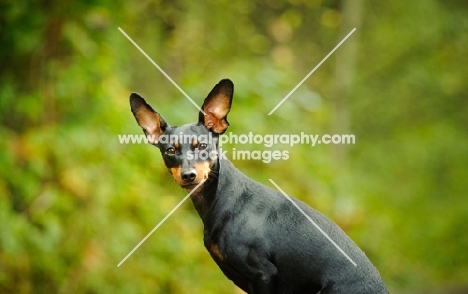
[[130, 79, 233, 189]]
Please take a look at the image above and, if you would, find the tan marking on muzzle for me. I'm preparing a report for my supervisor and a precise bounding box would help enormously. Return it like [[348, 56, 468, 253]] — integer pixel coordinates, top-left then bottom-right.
[[194, 161, 210, 181], [169, 167, 183, 185]]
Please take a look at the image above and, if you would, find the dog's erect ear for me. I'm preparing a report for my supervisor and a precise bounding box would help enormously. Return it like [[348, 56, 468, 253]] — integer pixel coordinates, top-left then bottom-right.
[[130, 93, 168, 144], [198, 79, 233, 134]]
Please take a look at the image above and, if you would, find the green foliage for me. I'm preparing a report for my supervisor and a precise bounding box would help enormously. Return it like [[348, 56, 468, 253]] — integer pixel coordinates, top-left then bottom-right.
[[1, 0, 467, 293]]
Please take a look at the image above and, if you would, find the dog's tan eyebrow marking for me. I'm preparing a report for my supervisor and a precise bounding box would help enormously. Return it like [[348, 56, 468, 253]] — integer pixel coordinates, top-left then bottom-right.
[[192, 139, 198, 147], [174, 141, 179, 149]]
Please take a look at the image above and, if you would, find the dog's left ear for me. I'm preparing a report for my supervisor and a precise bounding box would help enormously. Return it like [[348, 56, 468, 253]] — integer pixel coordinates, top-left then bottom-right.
[[198, 79, 233, 134]]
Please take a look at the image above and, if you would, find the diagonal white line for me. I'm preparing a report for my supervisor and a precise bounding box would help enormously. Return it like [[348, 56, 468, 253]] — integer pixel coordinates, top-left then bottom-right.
[[117, 180, 206, 267], [268, 28, 356, 115], [269, 179, 357, 267], [118, 27, 205, 115]]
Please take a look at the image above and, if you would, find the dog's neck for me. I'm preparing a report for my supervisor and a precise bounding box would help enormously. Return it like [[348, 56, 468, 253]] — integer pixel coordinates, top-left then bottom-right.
[[189, 155, 248, 224], [188, 156, 221, 221]]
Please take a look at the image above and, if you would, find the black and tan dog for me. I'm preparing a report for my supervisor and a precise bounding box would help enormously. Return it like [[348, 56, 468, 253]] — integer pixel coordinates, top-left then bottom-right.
[[130, 79, 388, 294]]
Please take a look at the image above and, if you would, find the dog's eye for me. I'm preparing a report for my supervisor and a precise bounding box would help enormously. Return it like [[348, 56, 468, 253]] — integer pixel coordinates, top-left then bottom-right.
[[165, 147, 176, 155], [198, 143, 208, 150]]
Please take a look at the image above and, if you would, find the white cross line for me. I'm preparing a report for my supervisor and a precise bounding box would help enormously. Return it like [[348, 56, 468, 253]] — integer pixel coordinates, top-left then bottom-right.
[[118, 27, 206, 115], [268, 28, 356, 115], [269, 179, 357, 267], [117, 180, 206, 267]]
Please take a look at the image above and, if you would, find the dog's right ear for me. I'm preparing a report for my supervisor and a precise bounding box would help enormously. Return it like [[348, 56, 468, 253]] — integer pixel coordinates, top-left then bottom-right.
[[198, 79, 234, 134], [130, 93, 168, 145]]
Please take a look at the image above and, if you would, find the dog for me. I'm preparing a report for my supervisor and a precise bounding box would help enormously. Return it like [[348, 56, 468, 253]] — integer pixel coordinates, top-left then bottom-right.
[[130, 79, 389, 293]]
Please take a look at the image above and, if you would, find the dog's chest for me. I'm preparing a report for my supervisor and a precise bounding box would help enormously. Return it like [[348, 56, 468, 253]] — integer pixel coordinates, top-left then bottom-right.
[[206, 241, 225, 262]]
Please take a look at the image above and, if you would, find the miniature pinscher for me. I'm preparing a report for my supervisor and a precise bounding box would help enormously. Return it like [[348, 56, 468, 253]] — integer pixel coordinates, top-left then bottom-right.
[[130, 79, 388, 293]]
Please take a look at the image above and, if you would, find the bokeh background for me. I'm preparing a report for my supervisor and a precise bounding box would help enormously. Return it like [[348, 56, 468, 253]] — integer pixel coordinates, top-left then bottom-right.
[[1, 0, 467, 293]]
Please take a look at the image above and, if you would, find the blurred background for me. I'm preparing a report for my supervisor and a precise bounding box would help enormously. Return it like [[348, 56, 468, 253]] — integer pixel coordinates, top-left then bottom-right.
[[1, 0, 467, 293]]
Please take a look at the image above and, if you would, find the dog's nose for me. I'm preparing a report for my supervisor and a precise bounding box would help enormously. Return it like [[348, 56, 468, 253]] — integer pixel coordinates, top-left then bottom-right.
[[181, 169, 197, 182]]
